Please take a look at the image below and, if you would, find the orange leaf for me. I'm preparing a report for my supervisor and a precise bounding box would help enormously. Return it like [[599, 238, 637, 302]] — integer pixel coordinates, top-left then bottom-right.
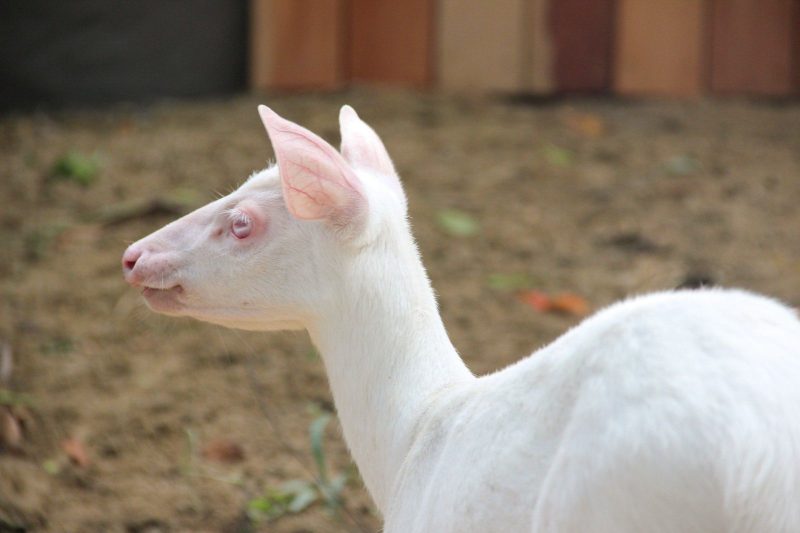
[[517, 290, 553, 312], [518, 290, 591, 317], [565, 113, 606, 138], [202, 438, 245, 463], [549, 293, 590, 317], [61, 437, 90, 467]]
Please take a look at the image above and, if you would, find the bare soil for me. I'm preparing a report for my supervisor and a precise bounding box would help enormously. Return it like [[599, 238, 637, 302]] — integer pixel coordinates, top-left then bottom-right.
[[1, 90, 799, 532]]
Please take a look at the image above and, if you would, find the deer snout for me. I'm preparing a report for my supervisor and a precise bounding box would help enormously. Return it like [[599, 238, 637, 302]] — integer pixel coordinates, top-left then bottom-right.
[[122, 245, 144, 286], [122, 243, 183, 292]]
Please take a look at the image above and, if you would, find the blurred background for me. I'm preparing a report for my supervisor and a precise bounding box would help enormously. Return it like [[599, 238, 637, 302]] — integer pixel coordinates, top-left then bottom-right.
[[1, 1, 799, 532]]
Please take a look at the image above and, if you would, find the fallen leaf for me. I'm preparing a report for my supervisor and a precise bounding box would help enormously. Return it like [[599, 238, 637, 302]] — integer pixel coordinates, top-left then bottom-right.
[[517, 290, 552, 312], [549, 293, 591, 317], [663, 154, 700, 176], [0, 342, 12, 385], [518, 291, 590, 317], [62, 437, 90, 467], [202, 438, 245, 463], [436, 209, 480, 237], [565, 113, 606, 138], [42, 458, 61, 475], [487, 273, 536, 291], [542, 144, 574, 167], [0, 408, 23, 451]]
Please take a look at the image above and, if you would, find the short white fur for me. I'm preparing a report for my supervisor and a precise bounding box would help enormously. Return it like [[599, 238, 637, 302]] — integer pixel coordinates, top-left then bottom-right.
[[123, 105, 800, 532]]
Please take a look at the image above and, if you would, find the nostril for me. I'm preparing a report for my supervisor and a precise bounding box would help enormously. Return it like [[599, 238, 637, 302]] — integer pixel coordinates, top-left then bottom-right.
[[122, 247, 143, 274]]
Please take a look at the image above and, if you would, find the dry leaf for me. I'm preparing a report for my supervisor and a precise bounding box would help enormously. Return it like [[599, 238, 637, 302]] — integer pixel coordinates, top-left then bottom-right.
[[517, 290, 553, 312], [0, 342, 12, 385], [62, 437, 90, 467], [549, 293, 591, 317], [0, 408, 23, 451], [202, 438, 245, 463], [518, 290, 591, 317], [565, 113, 606, 138]]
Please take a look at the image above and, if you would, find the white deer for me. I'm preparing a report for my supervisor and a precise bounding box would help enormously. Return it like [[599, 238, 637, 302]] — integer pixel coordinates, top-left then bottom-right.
[[122, 105, 800, 532]]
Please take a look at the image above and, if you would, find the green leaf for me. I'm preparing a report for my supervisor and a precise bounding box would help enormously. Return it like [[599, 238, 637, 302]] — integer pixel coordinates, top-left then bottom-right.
[[42, 459, 61, 475], [543, 144, 574, 167], [663, 154, 699, 176], [287, 484, 318, 513], [309, 413, 332, 484], [247, 490, 292, 522], [436, 209, 479, 237], [487, 273, 537, 291], [248, 481, 318, 523]]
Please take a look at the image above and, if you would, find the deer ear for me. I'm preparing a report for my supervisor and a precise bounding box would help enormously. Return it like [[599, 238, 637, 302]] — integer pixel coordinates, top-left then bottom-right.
[[258, 105, 366, 223], [339, 105, 405, 203]]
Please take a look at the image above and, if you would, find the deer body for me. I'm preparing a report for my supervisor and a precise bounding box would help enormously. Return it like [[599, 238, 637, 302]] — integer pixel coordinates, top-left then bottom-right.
[[123, 106, 800, 532]]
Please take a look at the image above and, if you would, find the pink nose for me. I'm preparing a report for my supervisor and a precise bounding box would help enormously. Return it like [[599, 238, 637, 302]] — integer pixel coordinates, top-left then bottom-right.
[[122, 246, 143, 285]]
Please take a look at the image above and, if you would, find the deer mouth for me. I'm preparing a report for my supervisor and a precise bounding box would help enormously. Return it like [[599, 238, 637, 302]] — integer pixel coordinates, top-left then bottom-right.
[[141, 285, 184, 313]]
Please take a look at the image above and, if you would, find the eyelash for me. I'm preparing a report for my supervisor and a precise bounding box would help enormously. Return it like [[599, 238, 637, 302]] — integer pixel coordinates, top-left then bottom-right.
[[227, 210, 253, 239]]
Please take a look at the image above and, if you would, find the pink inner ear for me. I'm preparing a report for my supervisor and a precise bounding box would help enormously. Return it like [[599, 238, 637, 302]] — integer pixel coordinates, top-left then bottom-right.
[[339, 106, 404, 201], [258, 105, 364, 221]]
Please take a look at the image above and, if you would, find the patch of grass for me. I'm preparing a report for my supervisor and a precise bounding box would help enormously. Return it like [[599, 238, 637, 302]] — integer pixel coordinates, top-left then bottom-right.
[[436, 209, 480, 237], [23, 223, 69, 262], [39, 336, 74, 357], [246, 411, 350, 524], [50, 150, 101, 187], [0, 389, 33, 407]]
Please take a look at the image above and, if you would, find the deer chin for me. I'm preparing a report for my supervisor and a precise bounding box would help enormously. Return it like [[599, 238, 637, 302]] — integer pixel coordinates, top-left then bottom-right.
[[183, 308, 305, 331]]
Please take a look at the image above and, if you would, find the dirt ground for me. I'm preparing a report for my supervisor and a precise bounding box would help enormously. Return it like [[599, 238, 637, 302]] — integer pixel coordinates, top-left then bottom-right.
[[0, 90, 799, 533]]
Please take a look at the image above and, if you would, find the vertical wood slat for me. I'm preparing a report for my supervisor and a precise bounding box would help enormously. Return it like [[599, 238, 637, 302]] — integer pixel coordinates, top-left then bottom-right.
[[549, 0, 615, 93], [710, 0, 795, 95], [437, 0, 526, 92], [796, 0, 800, 91], [522, 0, 555, 93], [249, 0, 345, 90], [349, 0, 433, 86], [614, 0, 706, 97]]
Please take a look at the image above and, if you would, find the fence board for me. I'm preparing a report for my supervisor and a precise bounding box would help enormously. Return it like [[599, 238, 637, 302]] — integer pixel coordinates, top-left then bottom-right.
[[350, 0, 433, 86], [549, 0, 615, 92], [438, 0, 526, 91], [614, 0, 705, 96], [249, 0, 345, 89], [710, 0, 794, 95]]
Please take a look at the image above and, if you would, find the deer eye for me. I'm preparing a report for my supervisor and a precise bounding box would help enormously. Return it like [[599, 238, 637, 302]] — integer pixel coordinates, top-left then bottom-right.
[[231, 213, 252, 239]]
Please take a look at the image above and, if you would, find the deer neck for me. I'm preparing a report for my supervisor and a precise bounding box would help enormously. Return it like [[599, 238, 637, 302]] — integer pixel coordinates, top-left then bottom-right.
[[306, 236, 473, 512]]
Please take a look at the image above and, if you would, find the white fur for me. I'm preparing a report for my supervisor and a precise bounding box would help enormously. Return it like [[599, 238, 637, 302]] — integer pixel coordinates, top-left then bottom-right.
[[123, 106, 800, 532]]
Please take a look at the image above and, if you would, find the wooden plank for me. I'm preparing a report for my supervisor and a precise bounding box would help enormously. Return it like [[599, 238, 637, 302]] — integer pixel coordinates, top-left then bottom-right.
[[549, 0, 615, 93], [349, 0, 433, 86], [795, 0, 800, 92], [249, 0, 275, 89], [614, 0, 706, 97], [521, 0, 555, 93], [796, 0, 800, 91], [438, 0, 526, 92], [249, 0, 345, 90], [710, 0, 795, 95]]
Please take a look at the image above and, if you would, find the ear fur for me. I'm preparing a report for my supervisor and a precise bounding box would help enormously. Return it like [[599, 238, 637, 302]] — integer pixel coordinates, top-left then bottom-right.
[[339, 105, 405, 203], [258, 105, 365, 223]]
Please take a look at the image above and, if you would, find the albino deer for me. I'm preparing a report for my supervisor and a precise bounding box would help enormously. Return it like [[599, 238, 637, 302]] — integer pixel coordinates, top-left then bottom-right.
[[122, 105, 800, 532]]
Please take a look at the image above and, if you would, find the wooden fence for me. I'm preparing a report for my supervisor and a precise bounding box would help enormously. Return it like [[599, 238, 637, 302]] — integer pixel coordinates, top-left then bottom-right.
[[250, 0, 800, 97]]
